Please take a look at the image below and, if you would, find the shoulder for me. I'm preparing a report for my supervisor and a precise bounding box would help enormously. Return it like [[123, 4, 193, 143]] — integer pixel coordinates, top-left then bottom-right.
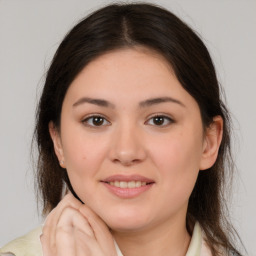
[[0, 227, 43, 256]]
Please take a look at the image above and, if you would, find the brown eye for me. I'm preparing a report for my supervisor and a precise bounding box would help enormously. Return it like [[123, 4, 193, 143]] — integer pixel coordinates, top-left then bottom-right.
[[83, 115, 110, 127], [92, 116, 104, 126], [146, 115, 173, 126], [153, 116, 165, 125]]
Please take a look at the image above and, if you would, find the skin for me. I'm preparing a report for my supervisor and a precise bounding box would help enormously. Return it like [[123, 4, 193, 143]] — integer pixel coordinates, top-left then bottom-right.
[[43, 47, 223, 256]]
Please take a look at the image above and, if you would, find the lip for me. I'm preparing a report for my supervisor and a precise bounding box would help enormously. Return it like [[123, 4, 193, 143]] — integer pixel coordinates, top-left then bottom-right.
[[101, 174, 155, 183], [100, 174, 155, 199]]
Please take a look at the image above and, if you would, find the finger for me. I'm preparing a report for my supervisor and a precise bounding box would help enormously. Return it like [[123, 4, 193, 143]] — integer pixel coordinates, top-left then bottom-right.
[[40, 232, 55, 256], [55, 207, 94, 256], [43, 193, 83, 250], [57, 207, 95, 237], [47, 192, 82, 231], [78, 204, 116, 253], [42, 193, 83, 254], [41, 211, 57, 256], [55, 228, 76, 256]]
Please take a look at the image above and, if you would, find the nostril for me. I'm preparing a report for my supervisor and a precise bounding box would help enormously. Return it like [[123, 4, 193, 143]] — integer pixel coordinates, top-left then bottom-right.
[[113, 158, 142, 166]]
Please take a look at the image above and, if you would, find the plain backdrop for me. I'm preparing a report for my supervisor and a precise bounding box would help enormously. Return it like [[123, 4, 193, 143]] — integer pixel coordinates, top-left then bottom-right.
[[0, 0, 255, 255]]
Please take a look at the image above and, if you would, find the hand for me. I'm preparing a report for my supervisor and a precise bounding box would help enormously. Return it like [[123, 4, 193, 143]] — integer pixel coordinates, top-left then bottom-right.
[[40, 193, 117, 256]]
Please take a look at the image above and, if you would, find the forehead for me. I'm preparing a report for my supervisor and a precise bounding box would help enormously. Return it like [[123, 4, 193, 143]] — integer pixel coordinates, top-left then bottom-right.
[[67, 47, 179, 95], [61, 47, 201, 124], [63, 47, 199, 111], [82, 47, 172, 74]]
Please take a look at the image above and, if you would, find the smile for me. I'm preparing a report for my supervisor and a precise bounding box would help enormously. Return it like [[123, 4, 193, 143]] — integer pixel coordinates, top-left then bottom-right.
[[107, 181, 147, 188], [101, 175, 155, 198]]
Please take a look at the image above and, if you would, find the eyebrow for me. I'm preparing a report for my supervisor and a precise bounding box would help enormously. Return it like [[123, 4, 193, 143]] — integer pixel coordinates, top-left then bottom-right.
[[73, 97, 115, 108], [72, 96, 185, 108], [139, 97, 185, 108]]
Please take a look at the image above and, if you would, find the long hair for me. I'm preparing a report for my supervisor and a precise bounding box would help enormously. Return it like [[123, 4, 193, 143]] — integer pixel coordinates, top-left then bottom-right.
[[34, 3, 243, 255]]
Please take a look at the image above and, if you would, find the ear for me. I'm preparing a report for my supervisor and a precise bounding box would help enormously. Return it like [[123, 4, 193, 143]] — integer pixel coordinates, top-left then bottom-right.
[[49, 121, 66, 168], [199, 116, 223, 170]]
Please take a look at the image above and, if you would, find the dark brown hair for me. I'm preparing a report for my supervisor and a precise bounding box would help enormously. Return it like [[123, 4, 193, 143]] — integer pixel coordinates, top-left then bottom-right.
[[35, 3, 243, 255]]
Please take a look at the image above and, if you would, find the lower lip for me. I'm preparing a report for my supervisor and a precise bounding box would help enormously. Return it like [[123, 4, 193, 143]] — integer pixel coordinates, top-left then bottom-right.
[[102, 182, 154, 198]]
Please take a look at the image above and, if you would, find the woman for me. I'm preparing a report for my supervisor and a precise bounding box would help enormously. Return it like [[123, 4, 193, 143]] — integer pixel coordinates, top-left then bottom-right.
[[0, 2, 244, 256]]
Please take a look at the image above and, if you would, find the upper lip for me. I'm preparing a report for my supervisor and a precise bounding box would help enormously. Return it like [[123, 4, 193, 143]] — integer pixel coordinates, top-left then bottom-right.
[[101, 174, 155, 183]]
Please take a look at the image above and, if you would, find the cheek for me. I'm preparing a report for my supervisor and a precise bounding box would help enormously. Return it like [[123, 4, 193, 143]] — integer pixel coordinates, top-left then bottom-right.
[[150, 130, 202, 168], [61, 132, 109, 193], [149, 131, 203, 198], [62, 123, 108, 167]]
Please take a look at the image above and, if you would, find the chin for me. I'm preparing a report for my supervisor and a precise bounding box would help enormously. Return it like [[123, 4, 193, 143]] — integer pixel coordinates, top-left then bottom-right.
[[101, 207, 153, 232], [108, 220, 149, 233]]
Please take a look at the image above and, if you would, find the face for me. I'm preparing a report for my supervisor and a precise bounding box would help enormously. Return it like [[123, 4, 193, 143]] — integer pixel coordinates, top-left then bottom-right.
[[50, 48, 221, 233]]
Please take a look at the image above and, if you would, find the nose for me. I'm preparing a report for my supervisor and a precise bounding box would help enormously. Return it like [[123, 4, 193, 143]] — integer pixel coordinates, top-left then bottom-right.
[[109, 123, 147, 166]]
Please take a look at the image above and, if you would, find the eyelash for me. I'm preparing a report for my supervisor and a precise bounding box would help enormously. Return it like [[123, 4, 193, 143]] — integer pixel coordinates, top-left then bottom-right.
[[81, 114, 174, 128], [145, 114, 174, 127], [82, 115, 110, 127]]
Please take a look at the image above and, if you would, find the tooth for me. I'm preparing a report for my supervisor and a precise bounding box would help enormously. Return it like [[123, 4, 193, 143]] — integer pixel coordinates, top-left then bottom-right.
[[114, 181, 120, 187], [120, 181, 128, 188], [128, 181, 136, 188], [108, 181, 149, 188], [135, 181, 142, 187]]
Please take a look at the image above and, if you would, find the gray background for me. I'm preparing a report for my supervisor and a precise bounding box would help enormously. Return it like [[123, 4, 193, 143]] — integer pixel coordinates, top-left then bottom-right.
[[0, 0, 255, 255]]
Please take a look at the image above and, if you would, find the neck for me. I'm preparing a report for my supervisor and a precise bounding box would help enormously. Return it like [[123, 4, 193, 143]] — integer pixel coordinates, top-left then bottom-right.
[[112, 216, 191, 256]]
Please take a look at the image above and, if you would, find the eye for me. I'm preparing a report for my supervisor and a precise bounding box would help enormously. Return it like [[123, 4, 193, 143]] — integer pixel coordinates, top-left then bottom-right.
[[146, 115, 174, 127], [82, 115, 110, 127]]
